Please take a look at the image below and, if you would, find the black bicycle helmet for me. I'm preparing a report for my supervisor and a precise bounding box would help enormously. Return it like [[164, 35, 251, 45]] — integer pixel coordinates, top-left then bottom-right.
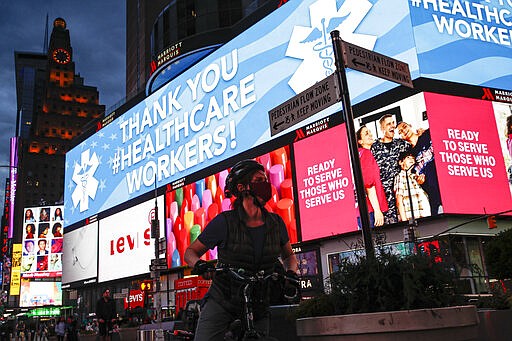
[[224, 159, 265, 198]]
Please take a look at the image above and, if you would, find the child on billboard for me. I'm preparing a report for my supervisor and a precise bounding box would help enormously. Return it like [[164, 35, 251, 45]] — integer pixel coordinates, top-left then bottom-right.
[[394, 150, 431, 222]]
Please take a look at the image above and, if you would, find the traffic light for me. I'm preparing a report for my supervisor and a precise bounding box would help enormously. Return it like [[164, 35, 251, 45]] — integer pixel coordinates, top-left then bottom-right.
[[140, 280, 153, 291], [487, 215, 497, 229]]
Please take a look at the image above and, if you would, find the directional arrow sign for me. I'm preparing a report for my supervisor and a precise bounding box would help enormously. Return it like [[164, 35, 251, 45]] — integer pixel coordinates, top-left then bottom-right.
[[149, 264, 168, 272], [268, 73, 340, 136], [341, 40, 413, 88], [113, 292, 127, 299], [151, 258, 167, 267]]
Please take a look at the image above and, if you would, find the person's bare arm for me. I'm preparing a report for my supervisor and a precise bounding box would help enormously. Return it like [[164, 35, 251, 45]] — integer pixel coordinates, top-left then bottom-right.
[[280, 242, 298, 274], [184, 239, 209, 268], [396, 194, 407, 222], [366, 186, 384, 226]]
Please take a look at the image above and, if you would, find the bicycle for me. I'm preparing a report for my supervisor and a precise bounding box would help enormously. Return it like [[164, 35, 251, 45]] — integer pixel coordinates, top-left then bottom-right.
[[172, 266, 299, 340]]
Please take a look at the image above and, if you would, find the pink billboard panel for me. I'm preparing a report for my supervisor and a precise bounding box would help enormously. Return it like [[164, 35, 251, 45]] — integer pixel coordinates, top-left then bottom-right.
[[294, 124, 358, 241], [426, 93, 512, 215]]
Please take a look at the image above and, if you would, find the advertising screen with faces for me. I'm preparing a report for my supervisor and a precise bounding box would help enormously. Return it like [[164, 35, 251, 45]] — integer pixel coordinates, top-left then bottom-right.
[[21, 205, 64, 278]]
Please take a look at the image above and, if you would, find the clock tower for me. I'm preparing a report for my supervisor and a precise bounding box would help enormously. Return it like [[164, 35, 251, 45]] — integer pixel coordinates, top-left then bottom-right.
[[49, 18, 72, 65], [17, 17, 105, 207], [47, 18, 74, 87]]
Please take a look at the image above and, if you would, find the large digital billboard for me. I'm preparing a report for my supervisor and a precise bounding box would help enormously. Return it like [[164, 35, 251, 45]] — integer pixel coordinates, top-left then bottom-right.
[[426, 92, 512, 214], [21, 206, 64, 279], [410, 0, 512, 90], [98, 196, 164, 282], [64, 0, 419, 226], [493, 102, 512, 196], [64, 0, 512, 244], [62, 221, 98, 285], [19, 280, 62, 307], [294, 124, 358, 241], [349, 91, 512, 232]]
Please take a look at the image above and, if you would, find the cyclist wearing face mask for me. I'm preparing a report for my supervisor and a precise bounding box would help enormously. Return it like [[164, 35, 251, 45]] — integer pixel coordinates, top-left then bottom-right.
[[184, 159, 299, 341]]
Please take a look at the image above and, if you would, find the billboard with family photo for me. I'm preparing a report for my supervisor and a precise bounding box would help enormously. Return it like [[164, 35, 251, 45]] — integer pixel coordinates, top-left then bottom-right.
[[296, 91, 512, 243], [353, 92, 511, 223]]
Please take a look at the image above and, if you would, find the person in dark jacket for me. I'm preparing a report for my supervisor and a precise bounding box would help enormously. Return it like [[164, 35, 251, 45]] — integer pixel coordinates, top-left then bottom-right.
[[96, 288, 117, 341], [184, 159, 299, 341], [65, 316, 79, 341]]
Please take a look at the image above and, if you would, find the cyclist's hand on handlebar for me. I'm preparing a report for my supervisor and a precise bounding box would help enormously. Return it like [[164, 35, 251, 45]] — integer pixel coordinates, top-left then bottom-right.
[[192, 260, 214, 279], [284, 270, 300, 299]]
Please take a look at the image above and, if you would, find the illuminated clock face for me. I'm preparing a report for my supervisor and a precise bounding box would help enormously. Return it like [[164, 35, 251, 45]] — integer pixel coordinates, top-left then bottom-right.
[[52, 48, 71, 64]]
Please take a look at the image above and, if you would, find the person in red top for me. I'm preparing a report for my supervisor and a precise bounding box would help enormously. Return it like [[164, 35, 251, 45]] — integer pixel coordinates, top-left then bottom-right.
[[25, 223, 35, 239], [356, 125, 389, 227]]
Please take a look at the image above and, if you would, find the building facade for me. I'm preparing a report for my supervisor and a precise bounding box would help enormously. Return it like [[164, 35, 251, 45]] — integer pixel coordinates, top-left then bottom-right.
[[126, 0, 284, 98]]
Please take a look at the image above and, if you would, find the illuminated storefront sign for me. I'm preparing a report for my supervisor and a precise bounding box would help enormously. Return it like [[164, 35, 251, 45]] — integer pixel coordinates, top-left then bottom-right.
[[9, 244, 22, 295], [9, 137, 18, 238], [156, 42, 183, 68], [97, 196, 164, 283]]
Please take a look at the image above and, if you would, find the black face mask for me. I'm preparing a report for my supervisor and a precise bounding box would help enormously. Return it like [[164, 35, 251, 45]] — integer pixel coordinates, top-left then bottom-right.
[[248, 181, 272, 203]]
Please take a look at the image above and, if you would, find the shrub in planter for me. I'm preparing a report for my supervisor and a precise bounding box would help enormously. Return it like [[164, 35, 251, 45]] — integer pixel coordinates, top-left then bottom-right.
[[482, 228, 512, 310], [294, 245, 465, 318], [484, 228, 512, 282]]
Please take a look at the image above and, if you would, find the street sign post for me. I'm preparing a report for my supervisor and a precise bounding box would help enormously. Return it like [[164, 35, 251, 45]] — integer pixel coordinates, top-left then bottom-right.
[[268, 73, 340, 136], [149, 264, 168, 272], [330, 30, 375, 260], [158, 237, 166, 255], [113, 292, 127, 299], [341, 40, 413, 88], [151, 258, 167, 266], [150, 258, 167, 272]]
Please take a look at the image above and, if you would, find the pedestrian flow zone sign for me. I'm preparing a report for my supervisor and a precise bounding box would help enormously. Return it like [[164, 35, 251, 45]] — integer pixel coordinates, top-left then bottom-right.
[[268, 73, 340, 136], [341, 40, 413, 88]]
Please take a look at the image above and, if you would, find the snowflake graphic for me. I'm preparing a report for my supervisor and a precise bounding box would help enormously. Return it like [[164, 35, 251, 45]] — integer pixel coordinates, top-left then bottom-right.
[[71, 149, 100, 212], [286, 0, 377, 93]]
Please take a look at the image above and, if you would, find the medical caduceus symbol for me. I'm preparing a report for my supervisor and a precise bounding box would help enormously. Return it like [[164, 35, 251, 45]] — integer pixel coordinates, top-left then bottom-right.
[[301, 15, 348, 76], [72, 149, 100, 212], [286, 0, 377, 94]]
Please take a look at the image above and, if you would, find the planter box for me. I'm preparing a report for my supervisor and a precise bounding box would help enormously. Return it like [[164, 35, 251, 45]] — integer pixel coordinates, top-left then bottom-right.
[[296, 305, 479, 340], [477, 309, 512, 341]]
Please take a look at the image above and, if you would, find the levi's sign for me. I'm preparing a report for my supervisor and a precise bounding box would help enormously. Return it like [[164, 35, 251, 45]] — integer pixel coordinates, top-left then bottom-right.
[[268, 73, 340, 136], [341, 40, 413, 88]]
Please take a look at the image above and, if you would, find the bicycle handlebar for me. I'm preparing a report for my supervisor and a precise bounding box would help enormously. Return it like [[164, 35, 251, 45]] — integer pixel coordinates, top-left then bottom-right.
[[211, 266, 298, 283], [210, 266, 300, 300]]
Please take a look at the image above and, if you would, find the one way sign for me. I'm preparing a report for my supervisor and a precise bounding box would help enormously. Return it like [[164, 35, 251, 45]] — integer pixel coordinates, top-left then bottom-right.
[[268, 73, 340, 136]]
